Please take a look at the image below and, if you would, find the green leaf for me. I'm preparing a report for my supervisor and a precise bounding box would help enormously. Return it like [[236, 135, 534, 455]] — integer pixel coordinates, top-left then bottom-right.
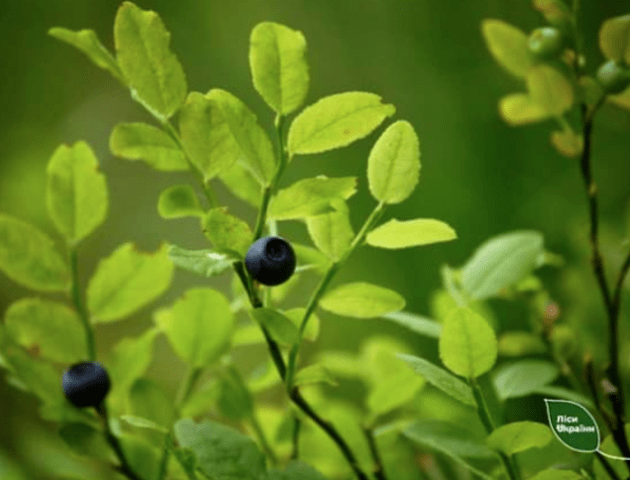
[[248, 308, 300, 345], [119, 435, 161, 480], [170, 445, 199, 480], [46, 141, 108, 243], [48, 27, 125, 83], [599, 14, 630, 64], [87, 242, 174, 323], [114, 2, 187, 119], [532, 0, 572, 27], [493, 360, 558, 400], [155, 288, 234, 367], [287, 92, 395, 156], [168, 244, 236, 277], [231, 324, 265, 347], [320, 282, 405, 318], [110, 122, 188, 171], [397, 353, 476, 407], [367, 120, 420, 204], [528, 470, 584, 480], [179, 92, 240, 181], [380, 311, 442, 339], [544, 399, 600, 452], [487, 421, 553, 455], [217, 367, 253, 420], [460, 230, 545, 300], [268, 176, 357, 221], [249, 22, 309, 115], [206, 89, 276, 184], [129, 378, 175, 428], [499, 93, 549, 125], [157, 185, 204, 219], [439, 307, 497, 379], [498, 331, 547, 356], [201, 207, 253, 257], [550, 129, 583, 157], [403, 419, 497, 480], [306, 199, 354, 261], [366, 218, 456, 249], [218, 161, 262, 207], [292, 243, 329, 275], [120, 415, 168, 433], [293, 364, 338, 387], [527, 66, 573, 116], [174, 418, 267, 480], [481, 19, 534, 78], [284, 308, 320, 342], [3, 298, 86, 363], [108, 328, 158, 393], [316, 351, 362, 379], [0, 214, 70, 291], [268, 460, 330, 480], [58, 422, 111, 458]]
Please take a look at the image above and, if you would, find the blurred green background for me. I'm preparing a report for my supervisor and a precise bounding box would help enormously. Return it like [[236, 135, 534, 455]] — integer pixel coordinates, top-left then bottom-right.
[[1, 0, 630, 478]]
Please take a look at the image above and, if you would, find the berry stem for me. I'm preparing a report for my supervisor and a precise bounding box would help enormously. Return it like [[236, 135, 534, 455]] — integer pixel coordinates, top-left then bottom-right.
[[363, 426, 389, 480], [68, 245, 96, 361], [175, 365, 203, 414], [96, 402, 142, 480]]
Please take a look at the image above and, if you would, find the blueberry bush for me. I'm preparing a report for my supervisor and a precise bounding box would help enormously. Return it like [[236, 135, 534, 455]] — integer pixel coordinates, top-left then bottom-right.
[[1, 1, 630, 479]]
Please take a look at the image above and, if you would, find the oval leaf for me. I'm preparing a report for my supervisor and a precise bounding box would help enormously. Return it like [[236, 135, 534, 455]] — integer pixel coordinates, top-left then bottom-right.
[[367, 218, 456, 249], [320, 282, 405, 318], [550, 129, 583, 157], [49, 27, 124, 83], [269, 176, 357, 221], [114, 2, 187, 119], [108, 329, 158, 393], [202, 207, 253, 258], [248, 308, 300, 346], [218, 162, 262, 207], [293, 364, 338, 387], [397, 353, 476, 407], [439, 307, 497, 379], [499, 93, 549, 125], [287, 92, 395, 156], [527, 66, 573, 116], [367, 120, 421, 204], [157, 185, 204, 219], [486, 421, 553, 455], [599, 14, 630, 64], [4, 298, 86, 363], [544, 399, 600, 452], [482, 19, 534, 78], [461, 230, 545, 300], [381, 311, 442, 339], [155, 288, 234, 367], [110, 122, 188, 171], [46, 141, 108, 243], [87, 242, 174, 322], [493, 360, 558, 400], [0, 214, 70, 291], [249, 22, 309, 115], [306, 199, 354, 261], [284, 308, 320, 342], [167, 244, 236, 278]]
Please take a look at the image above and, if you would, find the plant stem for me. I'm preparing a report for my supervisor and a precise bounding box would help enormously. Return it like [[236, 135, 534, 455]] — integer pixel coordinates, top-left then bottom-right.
[[249, 412, 279, 466], [470, 379, 520, 480], [68, 246, 96, 361], [96, 402, 142, 480], [290, 414, 301, 459], [363, 426, 388, 480]]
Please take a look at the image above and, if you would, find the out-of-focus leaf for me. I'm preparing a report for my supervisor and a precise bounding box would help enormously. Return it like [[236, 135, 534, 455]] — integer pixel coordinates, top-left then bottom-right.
[[527, 66, 573, 116], [493, 360, 558, 400], [499, 93, 549, 125], [288, 92, 395, 156], [380, 311, 442, 339], [129, 378, 175, 428], [217, 367, 253, 420], [249, 22, 309, 115], [218, 161, 262, 207], [249, 308, 300, 345], [367, 120, 420, 204], [284, 308, 320, 342], [157, 185, 204, 219], [293, 364, 338, 387], [110, 122, 188, 171], [599, 14, 630, 63], [550, 130, 583, 157], [114, 1, 187, 119], [108, 328, 158, 394], [366, 218, 456, 249], [268, 460, 330, 480], [87, 243, 173, 323], [498, 331, 547, 357], [0, 214, 70, 291], [320, 282, 405, 318], [486, 421, 553, 455], [482, 19, 533, 78], [168, 244, 236, 277]]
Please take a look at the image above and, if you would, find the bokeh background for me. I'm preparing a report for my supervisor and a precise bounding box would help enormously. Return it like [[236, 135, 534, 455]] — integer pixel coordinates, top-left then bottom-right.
[[1, 0, 630, 478]]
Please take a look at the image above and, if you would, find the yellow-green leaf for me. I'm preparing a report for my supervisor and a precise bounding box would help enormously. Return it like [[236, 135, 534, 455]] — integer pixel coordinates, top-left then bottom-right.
[[599, 14, 630, 64], [110, 122, 188, 171], [439, 307, 497, 379], [284, 308, 320, 342], [320, 282, 405, 318], [0, 214, 70, 291], [114, 1, 187, 119], [157, 185, 204, 219], [367, 120, 421, 204], [306, 199, 354, 261], [202, 207, 253, 258], [46, 141, 108, 243], [482, 19, 534, 78], [249, 22, 309, 115], [293, 364, 338, 387], [287, 92, 395, 156], [499, 93, 549, 125], [248, 308, 300, 346], [366, 218, 456, 249], [87, 243, 174, 322], [527, 66, 573, 116], [218, 161, 262, 207], [550, 129, 583, 157], [486, 421, 553, 455]]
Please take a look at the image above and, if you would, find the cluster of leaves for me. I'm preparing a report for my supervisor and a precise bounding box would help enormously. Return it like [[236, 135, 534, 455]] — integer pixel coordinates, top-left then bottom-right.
[[482, 0, 630, 157]]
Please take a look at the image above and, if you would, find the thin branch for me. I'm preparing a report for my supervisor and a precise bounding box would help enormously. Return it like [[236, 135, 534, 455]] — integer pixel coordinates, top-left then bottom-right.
[[363, 426, 388, 480], [96, 402, 142, 480], [68, 246, 96, 361]]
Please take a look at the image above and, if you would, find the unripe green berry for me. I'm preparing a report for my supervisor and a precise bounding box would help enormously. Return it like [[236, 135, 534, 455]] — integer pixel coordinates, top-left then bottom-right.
[[596, 60, 630, 94], [528, 27, 565, 60]]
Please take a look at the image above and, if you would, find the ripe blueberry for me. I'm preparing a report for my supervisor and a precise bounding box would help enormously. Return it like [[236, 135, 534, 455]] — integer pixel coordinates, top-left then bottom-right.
[[245, 236, 296, 286], [62, 361, 111, 408]]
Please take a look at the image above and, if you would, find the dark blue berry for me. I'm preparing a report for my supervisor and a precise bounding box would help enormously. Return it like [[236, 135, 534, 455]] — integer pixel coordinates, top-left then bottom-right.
[[245, 236, 296, 286], [62, 361, 111, 408]]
